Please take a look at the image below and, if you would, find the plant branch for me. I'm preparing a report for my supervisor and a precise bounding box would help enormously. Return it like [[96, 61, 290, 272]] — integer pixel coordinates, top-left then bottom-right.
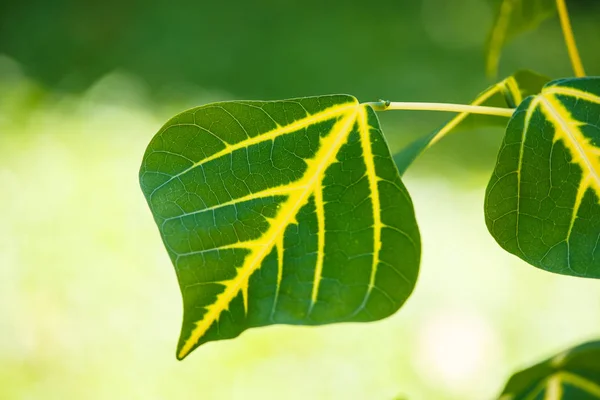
[[556, 0, 586, 77], [365, 101, 515, 118]]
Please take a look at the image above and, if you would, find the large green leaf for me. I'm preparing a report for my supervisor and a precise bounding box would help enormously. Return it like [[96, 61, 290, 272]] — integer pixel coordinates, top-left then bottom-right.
[[485, 77, 600, 278], [139, 95, 421, 359], [498, 340, 600, 399], [486, 0, 556, 77], [394, 70, 549, 175]]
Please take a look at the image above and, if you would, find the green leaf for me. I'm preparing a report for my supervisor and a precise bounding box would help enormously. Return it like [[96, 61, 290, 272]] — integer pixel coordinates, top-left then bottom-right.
[[486, 0, 556, 77], [139, 95, 421, 359], [498, 340, 600, 399], [485, 77, 600, 278], [393, 70, 549, 176]]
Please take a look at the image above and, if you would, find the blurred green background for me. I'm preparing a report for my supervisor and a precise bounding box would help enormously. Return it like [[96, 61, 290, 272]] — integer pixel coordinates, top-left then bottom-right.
[[1, 1, 600, 399]]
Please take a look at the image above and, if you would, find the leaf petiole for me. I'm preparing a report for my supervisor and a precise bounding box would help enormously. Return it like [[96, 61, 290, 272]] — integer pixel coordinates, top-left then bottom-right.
[[365, 101, 515, 118], [556, 0, 586, 77]]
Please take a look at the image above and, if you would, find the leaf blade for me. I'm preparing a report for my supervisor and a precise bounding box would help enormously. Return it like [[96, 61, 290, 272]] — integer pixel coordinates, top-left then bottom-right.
[[485, 77, 600, 278], [139, 95, 421, 359], [498, 340, 600, 399]]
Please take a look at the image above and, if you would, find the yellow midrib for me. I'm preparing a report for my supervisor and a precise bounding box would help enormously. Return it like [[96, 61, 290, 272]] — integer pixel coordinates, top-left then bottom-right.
[[177, 107, 360, 359], [538, 92, 600, 249], [149, 101, 358, 200], [543, 86, 600, 105], [540, 93, 600, 195], [557, 371, 600, 397], [308, 178, 326, 313], [545, 375, 562, 400], [514, 97, 539, 255], [269, 235, 285, 320], [506, 370, 600, 400], [163, 184, 305, 227], [357, 107, 382, 305]]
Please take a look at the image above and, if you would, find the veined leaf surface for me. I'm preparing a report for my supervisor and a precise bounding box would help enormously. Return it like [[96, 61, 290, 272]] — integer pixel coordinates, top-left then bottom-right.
[[394, 70, 549, 175], [485, 77, 600, 278], [486, 0, 556, 77], [139, 95, 421, 359], [498, 340, 600, 399]]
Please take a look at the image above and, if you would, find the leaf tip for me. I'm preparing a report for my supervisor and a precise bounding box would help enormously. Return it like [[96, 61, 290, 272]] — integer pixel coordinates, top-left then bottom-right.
[[176, 347, 190, 361]]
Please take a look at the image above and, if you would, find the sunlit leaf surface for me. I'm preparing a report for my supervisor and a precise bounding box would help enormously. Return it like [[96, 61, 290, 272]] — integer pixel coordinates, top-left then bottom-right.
[[486, 0, 556, 77], [486, 77, 600, 278], [394, 70, 549, 175], [140, 95, 421, 359], [498, 340, 600, 399]]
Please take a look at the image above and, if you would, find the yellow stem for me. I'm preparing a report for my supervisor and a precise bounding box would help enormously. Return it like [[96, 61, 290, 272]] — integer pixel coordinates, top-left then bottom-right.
[[366, 101, 515, 118], [556, 0, 586, 77]]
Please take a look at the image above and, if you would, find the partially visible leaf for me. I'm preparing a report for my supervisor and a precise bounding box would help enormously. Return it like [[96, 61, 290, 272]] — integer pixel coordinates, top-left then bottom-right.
[[485, 77, 600, 278], [139, 95, 421, 359], [393, 70, 549, 175], [486, 0, 556, 77], [498, 340, 600, 399]]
